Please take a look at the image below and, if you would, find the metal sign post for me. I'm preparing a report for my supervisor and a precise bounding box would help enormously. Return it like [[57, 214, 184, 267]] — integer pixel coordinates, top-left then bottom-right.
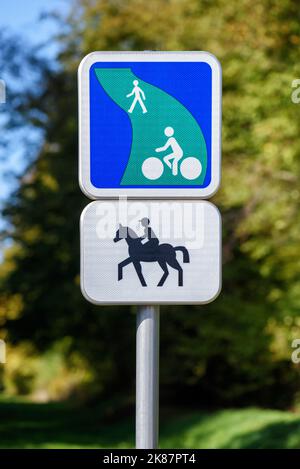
[[136, 306, 160, 449]]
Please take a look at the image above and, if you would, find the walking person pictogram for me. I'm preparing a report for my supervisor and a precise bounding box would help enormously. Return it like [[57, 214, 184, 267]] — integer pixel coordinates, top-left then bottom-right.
[[126, 80, 147, 114], [155, 127, 184, 176]]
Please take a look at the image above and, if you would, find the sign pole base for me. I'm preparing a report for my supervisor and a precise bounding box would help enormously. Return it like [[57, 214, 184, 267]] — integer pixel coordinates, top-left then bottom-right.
[[136, 305, 160, 449]]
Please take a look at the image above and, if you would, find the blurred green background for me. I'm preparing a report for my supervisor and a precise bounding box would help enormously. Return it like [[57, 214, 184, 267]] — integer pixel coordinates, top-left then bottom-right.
[[1, 0, 300, 449]]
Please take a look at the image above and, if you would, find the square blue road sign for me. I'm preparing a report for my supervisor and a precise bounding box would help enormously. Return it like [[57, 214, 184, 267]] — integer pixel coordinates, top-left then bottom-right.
[[78, 51, 221, 199]]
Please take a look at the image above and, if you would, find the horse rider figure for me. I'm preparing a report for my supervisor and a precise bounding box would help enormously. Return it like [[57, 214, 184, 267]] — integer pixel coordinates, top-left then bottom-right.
[[139, 218, 159, 257]]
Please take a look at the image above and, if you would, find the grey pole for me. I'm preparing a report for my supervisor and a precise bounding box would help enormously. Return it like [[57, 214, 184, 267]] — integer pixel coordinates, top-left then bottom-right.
[[136, 305, 160, 449]]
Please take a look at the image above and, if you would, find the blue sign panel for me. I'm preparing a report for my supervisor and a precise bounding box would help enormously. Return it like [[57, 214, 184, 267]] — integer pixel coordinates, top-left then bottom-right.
[[79, 52, 221, 199]]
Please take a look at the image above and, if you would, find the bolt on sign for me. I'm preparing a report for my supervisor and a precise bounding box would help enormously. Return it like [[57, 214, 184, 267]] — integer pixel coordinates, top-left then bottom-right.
[[78, 51, 221, 199]]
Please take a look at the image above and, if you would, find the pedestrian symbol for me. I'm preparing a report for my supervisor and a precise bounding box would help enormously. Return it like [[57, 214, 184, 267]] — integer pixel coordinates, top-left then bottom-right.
[[79, 51, 221, 198], [127, 80, 147, 114]]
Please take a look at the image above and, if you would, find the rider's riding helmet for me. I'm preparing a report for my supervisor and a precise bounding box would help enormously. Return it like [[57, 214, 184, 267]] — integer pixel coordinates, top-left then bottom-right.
[[139, 217, 150, 226]]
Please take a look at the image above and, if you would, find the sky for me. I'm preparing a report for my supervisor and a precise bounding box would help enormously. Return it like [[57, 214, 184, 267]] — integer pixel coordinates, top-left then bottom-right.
[[0, 0, 71, 251], [0, 0, 70, 51], [0, 0, 71, 201]]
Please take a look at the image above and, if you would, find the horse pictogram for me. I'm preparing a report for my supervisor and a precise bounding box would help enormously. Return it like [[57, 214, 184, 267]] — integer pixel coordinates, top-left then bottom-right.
[[113, 221, 190, 287]]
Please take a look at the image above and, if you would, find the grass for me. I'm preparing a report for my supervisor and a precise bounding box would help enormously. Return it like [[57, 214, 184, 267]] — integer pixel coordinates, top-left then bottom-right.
[[0, 396, 300, 448]]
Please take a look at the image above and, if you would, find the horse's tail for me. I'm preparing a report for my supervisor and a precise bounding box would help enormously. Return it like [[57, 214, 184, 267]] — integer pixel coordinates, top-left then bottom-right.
[[175, 246, 190, 263]]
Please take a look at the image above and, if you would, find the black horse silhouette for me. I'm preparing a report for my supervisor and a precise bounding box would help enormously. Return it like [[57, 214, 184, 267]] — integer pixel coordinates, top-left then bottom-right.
[[113, 224, 190, 287]]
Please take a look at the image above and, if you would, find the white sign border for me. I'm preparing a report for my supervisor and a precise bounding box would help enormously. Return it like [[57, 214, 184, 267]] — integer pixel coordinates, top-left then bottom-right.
[[78, 51, 222, 199]]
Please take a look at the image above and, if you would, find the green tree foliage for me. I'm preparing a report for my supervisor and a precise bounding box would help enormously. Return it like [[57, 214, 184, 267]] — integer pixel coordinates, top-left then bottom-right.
[[1, 0, 300, 406]]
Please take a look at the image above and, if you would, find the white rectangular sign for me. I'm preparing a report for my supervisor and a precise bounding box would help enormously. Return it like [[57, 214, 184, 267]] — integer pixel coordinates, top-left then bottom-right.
[[80, 199, 221, 305]]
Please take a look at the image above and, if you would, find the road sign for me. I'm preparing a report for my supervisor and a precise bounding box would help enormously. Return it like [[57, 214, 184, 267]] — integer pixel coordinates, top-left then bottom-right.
[[78, 51, 222, 199], [80, 199, 221, 305]]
